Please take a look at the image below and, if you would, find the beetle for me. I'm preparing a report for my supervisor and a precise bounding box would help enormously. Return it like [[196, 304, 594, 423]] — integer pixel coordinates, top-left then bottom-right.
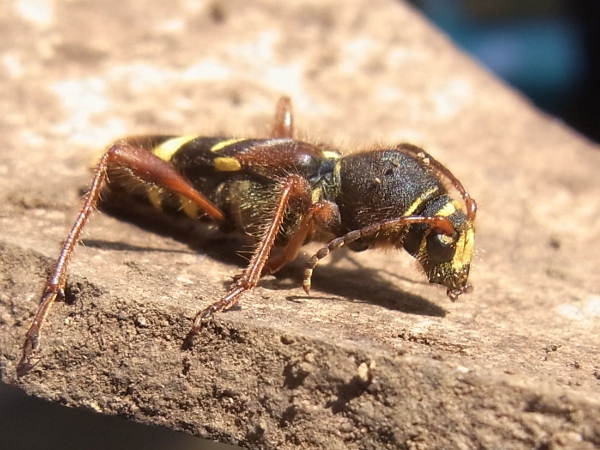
[[18, 96, 476, 375]]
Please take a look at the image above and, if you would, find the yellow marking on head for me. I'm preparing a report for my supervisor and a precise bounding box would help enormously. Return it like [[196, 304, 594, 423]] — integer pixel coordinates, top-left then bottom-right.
[[436, 200, 458, 217], [153, 136, 197, 161], [211, 138, 245, 152], [452, 227, 475, 271], [146, 187, 163, 210], [214, 156, 242, 172], [403, 187, 438, 217], [178, 195, 200, 219]]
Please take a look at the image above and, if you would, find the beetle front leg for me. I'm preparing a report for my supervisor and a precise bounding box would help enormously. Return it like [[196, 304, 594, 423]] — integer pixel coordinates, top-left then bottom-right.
[[302, 215, 457, 294]]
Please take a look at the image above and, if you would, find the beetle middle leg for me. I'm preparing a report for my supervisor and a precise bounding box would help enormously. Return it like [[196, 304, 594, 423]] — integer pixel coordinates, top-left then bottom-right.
[[185, 173, 318, 343], [261, 200, 342, 276], [270, 96, 294, 138]]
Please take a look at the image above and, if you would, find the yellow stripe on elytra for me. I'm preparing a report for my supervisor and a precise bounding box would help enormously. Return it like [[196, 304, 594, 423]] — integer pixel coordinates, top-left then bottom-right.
[[214, 156, 242, 172], [153, 135, 197, 161], [210, 138, 245, 152]]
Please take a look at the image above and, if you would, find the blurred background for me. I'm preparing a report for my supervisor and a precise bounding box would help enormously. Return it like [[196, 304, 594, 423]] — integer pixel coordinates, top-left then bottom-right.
[[3, 1, 599, 450], [409, 0, 600, 143]]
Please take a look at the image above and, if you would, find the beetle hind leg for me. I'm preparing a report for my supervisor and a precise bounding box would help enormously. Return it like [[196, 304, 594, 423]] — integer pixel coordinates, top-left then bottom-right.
[[184, 173, 317, 346], [18, 140, 224, 376]]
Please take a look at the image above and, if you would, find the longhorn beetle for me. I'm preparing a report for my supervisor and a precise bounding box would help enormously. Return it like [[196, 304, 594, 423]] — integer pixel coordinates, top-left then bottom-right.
[[18, 96, 476, 375]]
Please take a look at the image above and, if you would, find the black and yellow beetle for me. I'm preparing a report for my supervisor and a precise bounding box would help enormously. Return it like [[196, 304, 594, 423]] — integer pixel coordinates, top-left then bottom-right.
[[18, 96, 476, 375]]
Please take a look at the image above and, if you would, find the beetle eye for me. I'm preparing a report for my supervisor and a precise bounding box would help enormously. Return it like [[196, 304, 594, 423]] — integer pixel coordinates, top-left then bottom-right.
[[426, 232, 456, 263]]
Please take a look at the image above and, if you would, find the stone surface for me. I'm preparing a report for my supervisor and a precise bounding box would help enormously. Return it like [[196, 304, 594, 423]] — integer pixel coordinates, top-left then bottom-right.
[[1, 0, 599, 449]]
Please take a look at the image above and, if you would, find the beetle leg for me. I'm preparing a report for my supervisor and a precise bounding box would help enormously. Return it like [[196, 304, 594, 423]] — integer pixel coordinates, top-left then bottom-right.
[[271, 96, 294, 138], [18, 140, 224, 376], [262, 200, 342, 276], [302, 215, 456, 294], [186, 173, 312, 343]]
